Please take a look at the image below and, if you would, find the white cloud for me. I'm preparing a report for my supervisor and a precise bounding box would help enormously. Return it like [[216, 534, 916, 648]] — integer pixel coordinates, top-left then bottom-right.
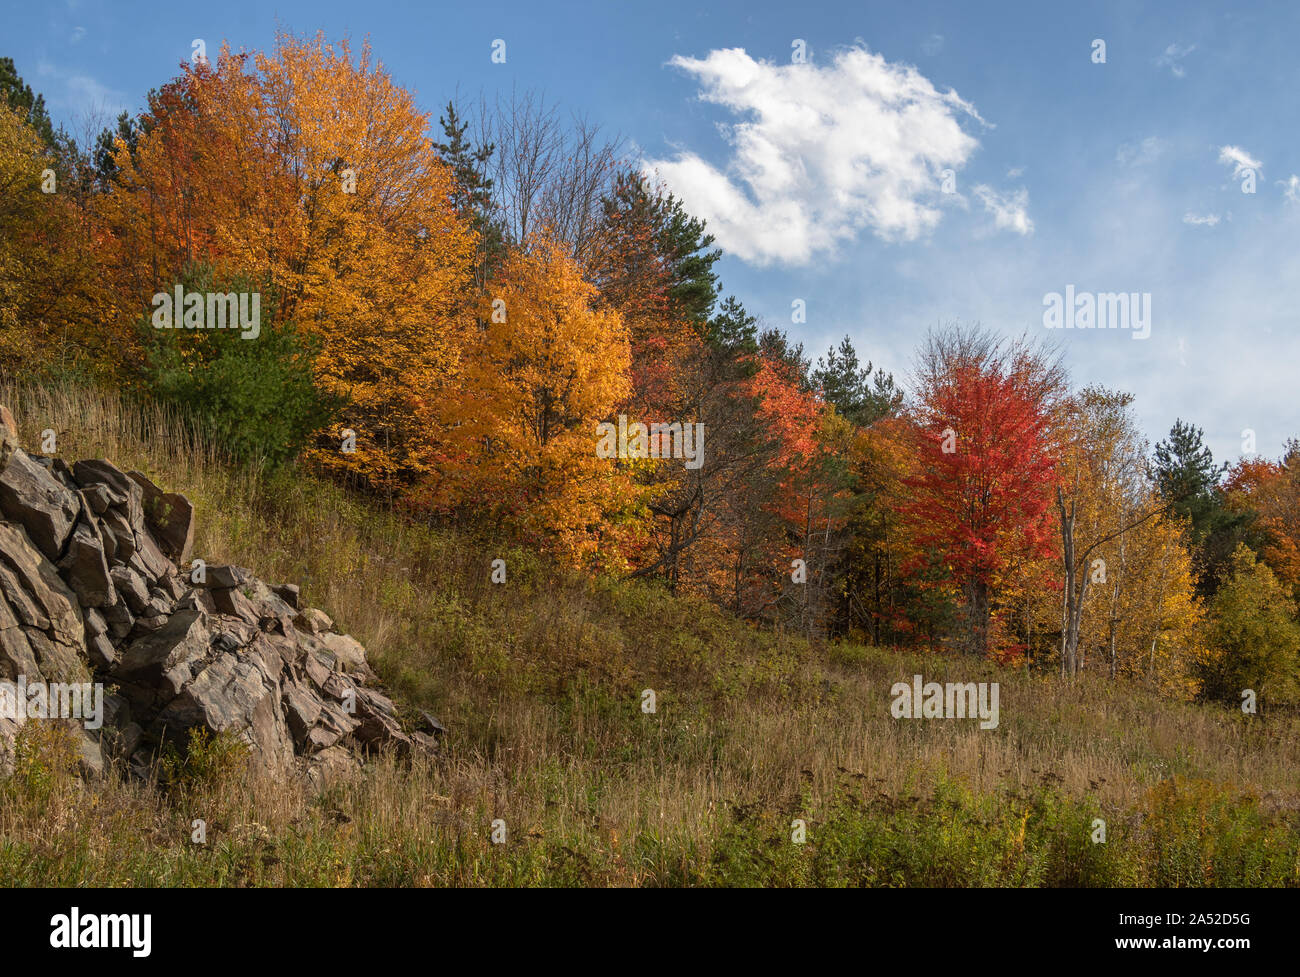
[[1116, 136, 1165, 167], [1155, 43, 1196, 78], [1279, 174, 1300, 204], [1218, 144, 1262, 178], [1006, 165, 1025, 179], [645, 46, 988, 266], [972, 184, 1033, 235], [921, 34, 944, 56], [33, 61, 129, 121], [1183, 212, 1220, 226], [61, 74, 128, 119]]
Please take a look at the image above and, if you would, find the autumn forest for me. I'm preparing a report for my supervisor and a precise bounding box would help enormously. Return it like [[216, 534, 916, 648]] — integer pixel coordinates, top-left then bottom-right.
[[3, 35, 1298, 709], [1, 26, 1299, 896]]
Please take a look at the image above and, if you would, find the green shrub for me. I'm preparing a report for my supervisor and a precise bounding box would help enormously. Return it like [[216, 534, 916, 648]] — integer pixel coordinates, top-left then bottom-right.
[[1198, 545, 1300, 708], [138, 263, 341, 469], [159, 726, 250, 795]]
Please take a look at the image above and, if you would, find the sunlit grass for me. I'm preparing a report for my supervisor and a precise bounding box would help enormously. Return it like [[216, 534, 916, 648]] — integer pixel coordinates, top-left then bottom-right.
[[1, 381, 1297, 886]]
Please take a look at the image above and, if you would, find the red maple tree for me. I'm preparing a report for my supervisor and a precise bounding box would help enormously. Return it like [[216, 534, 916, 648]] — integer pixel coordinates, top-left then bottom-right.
[[899, 328, 1064, 657]]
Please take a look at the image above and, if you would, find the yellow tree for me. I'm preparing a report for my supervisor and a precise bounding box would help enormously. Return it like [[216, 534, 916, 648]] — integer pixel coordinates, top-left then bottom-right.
[[1111, 511, 1203, 699], [1053, 388, 1202, 694], [1056, 388, 1164, 675], [0, 103, 104, 373], [99, 33, 475, 487], [423, 234, 641, 565]]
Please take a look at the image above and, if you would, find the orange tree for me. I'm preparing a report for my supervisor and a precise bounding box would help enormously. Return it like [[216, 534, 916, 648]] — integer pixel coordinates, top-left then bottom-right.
[[98, 32, 475, 488], [417, 234, 642, 567]]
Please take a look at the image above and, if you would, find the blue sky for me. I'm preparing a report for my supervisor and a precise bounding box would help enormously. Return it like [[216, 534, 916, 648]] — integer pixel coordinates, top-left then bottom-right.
[[6, 0, 1299, 464]]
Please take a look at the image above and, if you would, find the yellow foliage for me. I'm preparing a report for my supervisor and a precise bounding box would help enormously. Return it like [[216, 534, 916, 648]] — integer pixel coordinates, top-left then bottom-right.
[[98, 33, 475, 487], [424, 234, 642, 565]]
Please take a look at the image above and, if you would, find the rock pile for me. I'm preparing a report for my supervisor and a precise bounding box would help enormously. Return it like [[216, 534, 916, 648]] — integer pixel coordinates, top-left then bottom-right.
[[0, 403, 436, 782]]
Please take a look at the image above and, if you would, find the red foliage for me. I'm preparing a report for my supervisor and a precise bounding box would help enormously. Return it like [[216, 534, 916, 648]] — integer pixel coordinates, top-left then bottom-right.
[[900, 356, 1059, 607]]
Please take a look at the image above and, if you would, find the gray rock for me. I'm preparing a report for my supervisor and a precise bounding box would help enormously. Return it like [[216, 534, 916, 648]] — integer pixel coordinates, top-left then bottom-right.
[[318, 631, 368, 673], [0, 561, 51, 630], [205, 565, 251, 590], [99, 508, 136, 563], [109, 566, 151, 615], [0, 450, 81, 560], [103, 600, 135, 640], [295, 607, 333, 634], [87, 632, 118, 670], [131, 531, 174, 583], [211, 585, 260, 625], [83, 607, 108, 637], [154, 648, 294, 772], [271, 583, 300, 609], [83, 483, 125, 515], [411, 731, 440, 754], [282, 678, 322, 746], [0, 404, 429, 783], [70, 458, 136, 501], [127, 471, 195, 564], [0, 614, 40, 682], [305, 744, 363, 788], [77, 726, 106, 780], [157, 573, 186, 601], [176, 587, 217, 616], [25, 627, 89, 684], [57, 518, 117, 608], [115, 609, 210, 685], [0, 521, 85, 650], [418, 710, 448, 737], [126, 614, 170, 642], [351, 687, 413, 755], [305, 699, 358, 752]]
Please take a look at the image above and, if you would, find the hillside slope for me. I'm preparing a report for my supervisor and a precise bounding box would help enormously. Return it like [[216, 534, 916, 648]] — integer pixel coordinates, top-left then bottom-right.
[[1, 383, 1297, 887]]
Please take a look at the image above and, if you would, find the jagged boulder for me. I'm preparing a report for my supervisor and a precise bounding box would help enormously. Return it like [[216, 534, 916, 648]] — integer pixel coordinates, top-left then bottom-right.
[[127, 471, 195, 565], [0, 450, 81, 561], [0, 521, 88, 681], [0, 403, 436, 781]]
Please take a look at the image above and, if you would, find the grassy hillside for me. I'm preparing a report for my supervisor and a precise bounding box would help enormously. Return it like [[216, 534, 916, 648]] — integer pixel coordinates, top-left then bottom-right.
[[1, 383, 1298, 887]]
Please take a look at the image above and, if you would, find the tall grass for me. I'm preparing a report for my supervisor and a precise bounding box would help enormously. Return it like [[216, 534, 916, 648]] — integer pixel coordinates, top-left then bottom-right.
[[1, 382, 1297, 886]]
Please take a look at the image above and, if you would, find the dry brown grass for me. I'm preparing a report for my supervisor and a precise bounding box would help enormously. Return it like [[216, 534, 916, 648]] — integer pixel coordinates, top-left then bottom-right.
[[1, 381, 1297, 886]]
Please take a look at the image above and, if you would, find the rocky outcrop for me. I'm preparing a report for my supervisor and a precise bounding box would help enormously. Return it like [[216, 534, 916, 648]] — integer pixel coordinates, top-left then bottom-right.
[[0, 404, 439, 783]]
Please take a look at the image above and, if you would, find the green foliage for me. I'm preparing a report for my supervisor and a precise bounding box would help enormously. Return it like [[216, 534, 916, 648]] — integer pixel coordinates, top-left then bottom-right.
[[435, 101, 504, 284], [5, 721, 79, 806], [138, 263, 341, 469], [757, 326, 811, 388], [601, 169, 721, 327], [159, 726, 251, 795], [705, 774, 1299, 887], [706, 294, 758, 359], [92, 110, 141, 189], [1153, 419, 1249, 597], [813, 335, 902, 427], [0, 56, 56, 150], [1198, 545, 1300, 708], [1154, 419, 1223, 530]]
